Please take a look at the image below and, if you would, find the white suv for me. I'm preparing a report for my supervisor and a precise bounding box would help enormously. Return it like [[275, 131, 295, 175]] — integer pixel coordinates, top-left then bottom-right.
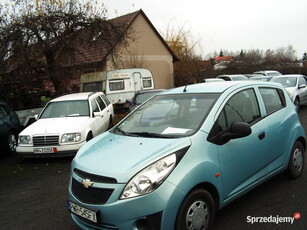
[[17, 92, 114, 158]]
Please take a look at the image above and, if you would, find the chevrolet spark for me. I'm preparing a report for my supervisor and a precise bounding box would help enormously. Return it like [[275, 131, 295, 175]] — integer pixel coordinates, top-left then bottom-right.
[[68, 81, 305, 230]]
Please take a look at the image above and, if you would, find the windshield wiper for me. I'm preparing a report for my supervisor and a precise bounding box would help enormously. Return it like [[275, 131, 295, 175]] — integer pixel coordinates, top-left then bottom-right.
[[113, 127, 128, 136]]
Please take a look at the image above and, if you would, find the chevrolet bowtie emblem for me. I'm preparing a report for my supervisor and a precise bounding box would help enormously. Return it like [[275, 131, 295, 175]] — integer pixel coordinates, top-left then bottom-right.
[[81, 179, 93, 188]]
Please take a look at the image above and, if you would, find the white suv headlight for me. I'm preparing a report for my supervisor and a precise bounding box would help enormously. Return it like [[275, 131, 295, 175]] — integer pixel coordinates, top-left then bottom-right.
[[61, 133, 81, 143], [120, 153, 176, 199], [19, 135, 32, 144]]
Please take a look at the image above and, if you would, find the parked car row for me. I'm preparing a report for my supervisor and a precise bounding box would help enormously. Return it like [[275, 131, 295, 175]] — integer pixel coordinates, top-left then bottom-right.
[[3, 79, 305, 229], [3, 88, 162, 157], [201, 71, 307, 111], [201, 70, 282, 83]]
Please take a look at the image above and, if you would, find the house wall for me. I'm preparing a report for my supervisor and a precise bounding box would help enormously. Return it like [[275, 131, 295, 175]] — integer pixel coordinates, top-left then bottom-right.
[[107, 13, 174, 89]]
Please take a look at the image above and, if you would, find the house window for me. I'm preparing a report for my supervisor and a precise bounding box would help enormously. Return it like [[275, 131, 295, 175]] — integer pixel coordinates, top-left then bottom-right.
[[109, 80, 124, 91]]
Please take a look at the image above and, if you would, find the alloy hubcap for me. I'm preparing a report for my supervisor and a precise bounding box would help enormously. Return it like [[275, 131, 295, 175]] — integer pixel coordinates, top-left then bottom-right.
[[8, 134, 17, 152], [186, 201, 209, 230], [293, 148, 303, 172]]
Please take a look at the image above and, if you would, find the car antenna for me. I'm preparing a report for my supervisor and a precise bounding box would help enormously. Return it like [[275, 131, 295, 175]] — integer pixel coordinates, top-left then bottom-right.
[[183, 84, 188, 92]]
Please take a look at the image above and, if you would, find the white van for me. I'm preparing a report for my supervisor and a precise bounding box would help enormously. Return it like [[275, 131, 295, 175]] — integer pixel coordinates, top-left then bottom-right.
[[80, 68, 154, 109]]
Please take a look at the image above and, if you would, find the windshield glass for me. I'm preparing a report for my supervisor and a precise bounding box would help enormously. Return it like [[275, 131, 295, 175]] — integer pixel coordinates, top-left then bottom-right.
[[271, 77, 297, 87], [114, 93, 219, 138], [134, 91, 162, 105], [40, 100, 89, 118], [267, 72, 281, 77]]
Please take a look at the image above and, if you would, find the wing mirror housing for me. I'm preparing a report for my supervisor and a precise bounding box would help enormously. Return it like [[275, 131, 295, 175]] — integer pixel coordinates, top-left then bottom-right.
[[208, 122, 252, 145]]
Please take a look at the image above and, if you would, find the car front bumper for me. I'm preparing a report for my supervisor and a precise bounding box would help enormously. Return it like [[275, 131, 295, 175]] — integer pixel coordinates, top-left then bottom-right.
[[16, 141, 86, 158], [67, 175, 186, 230]]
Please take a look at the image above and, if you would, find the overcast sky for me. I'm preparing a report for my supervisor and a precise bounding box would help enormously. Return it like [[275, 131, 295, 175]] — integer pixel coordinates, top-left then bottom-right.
[[103, 0, 307, 59]]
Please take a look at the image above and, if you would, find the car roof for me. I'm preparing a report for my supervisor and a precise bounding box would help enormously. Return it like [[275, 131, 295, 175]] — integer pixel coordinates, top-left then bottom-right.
[[254, 70, 280, 73], [160, 81, 281, 94], [51, 92, 100, 102], [218, 74, 246, 77]]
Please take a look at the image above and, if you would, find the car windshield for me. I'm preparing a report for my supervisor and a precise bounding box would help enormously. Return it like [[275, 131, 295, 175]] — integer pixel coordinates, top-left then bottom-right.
[[40, 100, 89, 118], [232, 76, 248, 80], [271, 77, 297, 87], [134, 91, 161, 105], [114, 93, 220, 138], [267, 72, 281, 77]]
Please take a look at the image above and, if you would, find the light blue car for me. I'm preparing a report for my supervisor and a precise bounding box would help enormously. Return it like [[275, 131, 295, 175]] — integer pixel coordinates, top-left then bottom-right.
[[68, 81, 305, 230]]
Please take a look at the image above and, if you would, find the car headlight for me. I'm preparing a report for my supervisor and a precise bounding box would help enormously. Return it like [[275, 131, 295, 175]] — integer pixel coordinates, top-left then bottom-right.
[[61, 133, 81, 143], [19, 135, 32, 144], [120, 153, 176, 199]]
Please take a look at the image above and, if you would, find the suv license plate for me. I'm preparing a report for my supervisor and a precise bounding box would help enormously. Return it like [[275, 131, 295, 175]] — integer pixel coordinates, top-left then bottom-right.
[[68, 201, 97, 223]]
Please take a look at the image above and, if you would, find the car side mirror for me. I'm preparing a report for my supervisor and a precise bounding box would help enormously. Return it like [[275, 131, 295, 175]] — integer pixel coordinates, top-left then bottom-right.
[[299, 84, 306, 89], [223, 122, 252, 140], [34, 114, 39, 120], [208, 122, 252, 145]]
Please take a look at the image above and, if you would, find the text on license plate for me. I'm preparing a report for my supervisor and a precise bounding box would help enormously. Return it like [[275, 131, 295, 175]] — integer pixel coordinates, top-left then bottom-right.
[[68, 201, 97, 223], [34, 147, 57, 154]]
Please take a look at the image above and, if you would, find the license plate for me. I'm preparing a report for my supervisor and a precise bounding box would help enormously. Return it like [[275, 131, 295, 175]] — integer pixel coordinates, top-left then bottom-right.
[[68, 201, 97, 223], [34, 148, 57, 154]]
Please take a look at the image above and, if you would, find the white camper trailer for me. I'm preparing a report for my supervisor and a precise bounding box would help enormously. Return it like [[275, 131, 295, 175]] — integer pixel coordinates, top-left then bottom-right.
[[80, 69, 154, 109]]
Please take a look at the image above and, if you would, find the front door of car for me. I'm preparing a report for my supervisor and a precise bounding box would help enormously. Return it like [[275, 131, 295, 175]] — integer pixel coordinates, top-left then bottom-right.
[[209, 88, 272, 201], [95, 96, 109, 133], [91, 97, 108, 136]]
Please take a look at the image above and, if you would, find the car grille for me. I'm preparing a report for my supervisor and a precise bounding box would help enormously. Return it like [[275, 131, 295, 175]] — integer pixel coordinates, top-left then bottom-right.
[[72, 178, 114, 205], [74, 168, 117, 183], [33, 135, 59, 146]]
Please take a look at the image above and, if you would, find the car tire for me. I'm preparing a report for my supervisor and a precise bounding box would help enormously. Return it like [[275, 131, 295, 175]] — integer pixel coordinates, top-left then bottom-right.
[[86, 132, 93, 142], [7, 131, 18, 153], [294, 97, 300, 111], [287, 141, 304, 179], [108, 116, 113, 130], [175, 189, 215, 230]]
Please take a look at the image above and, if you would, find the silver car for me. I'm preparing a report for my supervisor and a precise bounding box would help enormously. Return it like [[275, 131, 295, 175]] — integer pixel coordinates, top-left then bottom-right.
[[270, 74, 307, 110]]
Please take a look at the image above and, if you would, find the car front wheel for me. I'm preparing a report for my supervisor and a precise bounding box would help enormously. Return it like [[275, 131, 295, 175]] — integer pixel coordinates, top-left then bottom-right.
[[294, 97, 300, 111], [287, 141, 304, 179], [175, 189, 215, 230], [7, 131, 18, 153]]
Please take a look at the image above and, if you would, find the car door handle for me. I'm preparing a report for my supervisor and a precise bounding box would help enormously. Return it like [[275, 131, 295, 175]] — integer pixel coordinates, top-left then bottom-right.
[[258, 132, 265, 140]]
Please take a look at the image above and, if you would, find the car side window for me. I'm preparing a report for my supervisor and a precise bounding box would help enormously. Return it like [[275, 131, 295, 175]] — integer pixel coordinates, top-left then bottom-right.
[[259, 88, 285, 114], [217, 89, 260, 131], [96, 96, 106, 111], [298, 76, 306, 87], [100, 94, 110, 106], [91, 99, 100, 113]]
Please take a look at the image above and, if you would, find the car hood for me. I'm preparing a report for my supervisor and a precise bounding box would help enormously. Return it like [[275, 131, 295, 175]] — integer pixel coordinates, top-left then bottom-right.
[[73, 132, 191, 183], [20, 117, 90, 135]]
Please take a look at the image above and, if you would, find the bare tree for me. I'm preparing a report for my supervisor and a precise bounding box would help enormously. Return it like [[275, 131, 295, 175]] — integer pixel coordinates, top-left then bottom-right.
[[0, 0, 130, 98], [160, 19, 204, 86]]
